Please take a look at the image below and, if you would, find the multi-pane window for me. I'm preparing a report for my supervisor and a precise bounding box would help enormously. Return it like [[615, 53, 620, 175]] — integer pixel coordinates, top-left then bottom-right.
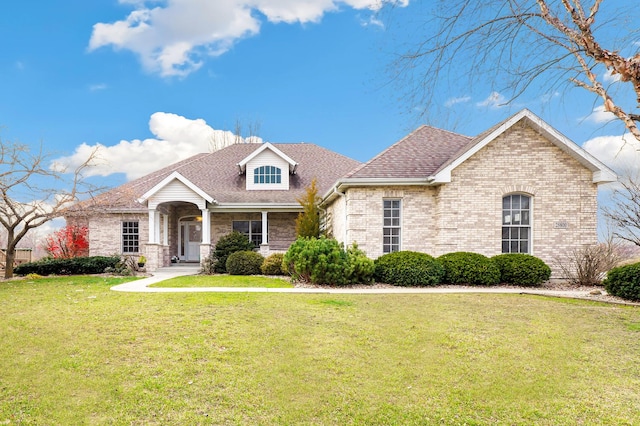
[[383, 199, 401, 253], [233, 220, 263, 247], [254, 166, 282, 184], [502, 194, 531, 253], [122, 221, 139, 253]]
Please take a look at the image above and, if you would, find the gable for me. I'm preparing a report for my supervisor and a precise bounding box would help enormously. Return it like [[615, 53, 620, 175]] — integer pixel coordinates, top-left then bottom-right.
[[138, 171, 213, 210], [245, 148, 291, 191], [430, 109, 617, 184]]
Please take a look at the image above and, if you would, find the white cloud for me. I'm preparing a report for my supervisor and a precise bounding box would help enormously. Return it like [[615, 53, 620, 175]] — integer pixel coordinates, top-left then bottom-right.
[[444, 96, 471, 108], [581, 105, 616, 124], [89, 83, 108, 91], [88, 0, 408, 77], [476, 91, 507, 109], [604, 68, 622, 84], [583, 133, 640, 175], [51, 112, 262, 181]]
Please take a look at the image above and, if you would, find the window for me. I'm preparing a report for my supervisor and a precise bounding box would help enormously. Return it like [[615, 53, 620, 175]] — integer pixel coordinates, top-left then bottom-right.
[[233, 220, 263, 247], [383, 199, 401, 253], [502, 194, 531, 253], [122, 221, 139, 253], [254, 166, 282, 184]]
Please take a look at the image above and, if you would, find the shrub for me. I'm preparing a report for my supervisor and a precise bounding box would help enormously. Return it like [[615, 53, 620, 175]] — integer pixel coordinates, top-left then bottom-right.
[[374, 251, 444, 286], [14, 256, 121, 276], [438, 252, 500, 286], [226, 251, 264, 275], [212, 231, 256, 273], [603, 262, 640, 301], [554, 242, 621, 286], [283, 237, 374, 285], [261, 253, 285, 275], [492, 253, 551, 286]]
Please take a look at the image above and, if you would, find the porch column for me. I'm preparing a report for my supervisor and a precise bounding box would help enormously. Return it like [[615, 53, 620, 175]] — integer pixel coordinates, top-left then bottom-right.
[[261, 211, 268, 244], [201, 209, 211, 244], [162, 214, 169, 245], [148, 209, 160, 244]]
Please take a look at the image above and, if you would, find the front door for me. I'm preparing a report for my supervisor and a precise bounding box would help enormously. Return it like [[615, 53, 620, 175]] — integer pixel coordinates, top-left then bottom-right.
[[180, 221, 202, 262]]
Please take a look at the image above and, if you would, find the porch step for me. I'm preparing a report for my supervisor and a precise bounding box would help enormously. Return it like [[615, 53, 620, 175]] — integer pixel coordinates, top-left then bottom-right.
[[157, 264, 201, 273]]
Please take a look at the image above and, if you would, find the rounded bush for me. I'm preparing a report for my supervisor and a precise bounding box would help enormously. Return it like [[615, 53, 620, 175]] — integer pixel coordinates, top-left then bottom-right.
[[492, 253, 551, 286], [213, 231, 256, 273], [438, 252, 500, 286], [603, 262, 640, 301], [374, 251, 444, 286], [226, 250, 264, 275], [261, 253, 285, 275]]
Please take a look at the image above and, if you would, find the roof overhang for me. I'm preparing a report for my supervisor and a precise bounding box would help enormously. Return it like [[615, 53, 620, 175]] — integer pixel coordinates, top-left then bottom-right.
[[322, 177, 435, 204], [429, 109, 617, 185], [237, 142, 298, 174], [211, 202, 302, 213]]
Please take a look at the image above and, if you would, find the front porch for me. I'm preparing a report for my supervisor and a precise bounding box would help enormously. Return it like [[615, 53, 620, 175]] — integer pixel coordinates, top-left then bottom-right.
[[142, 205, 298, 271]]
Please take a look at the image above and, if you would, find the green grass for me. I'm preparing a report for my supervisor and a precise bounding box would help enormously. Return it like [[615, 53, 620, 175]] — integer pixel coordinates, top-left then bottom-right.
[[1, 276, 640, 424], [150, 274, 293, 288]]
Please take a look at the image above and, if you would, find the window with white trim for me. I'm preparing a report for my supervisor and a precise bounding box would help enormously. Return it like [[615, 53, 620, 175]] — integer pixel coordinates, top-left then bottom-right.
[[502, 194, 531, 253], [122, 221, 139, 253], [233, 220, 263, 247], [253, 166, 282, 184], [383, 199, 401, 253]]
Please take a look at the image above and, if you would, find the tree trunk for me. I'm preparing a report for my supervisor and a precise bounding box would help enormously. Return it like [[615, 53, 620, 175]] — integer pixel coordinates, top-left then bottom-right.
[[4, 248, 15, 279]]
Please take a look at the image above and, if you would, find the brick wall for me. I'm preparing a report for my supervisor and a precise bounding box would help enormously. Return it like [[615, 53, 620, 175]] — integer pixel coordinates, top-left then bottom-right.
[[331, 122, 599, 276]]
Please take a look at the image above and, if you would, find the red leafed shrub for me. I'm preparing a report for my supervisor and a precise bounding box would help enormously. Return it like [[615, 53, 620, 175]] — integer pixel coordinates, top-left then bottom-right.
[[44, 225, 89, 258]]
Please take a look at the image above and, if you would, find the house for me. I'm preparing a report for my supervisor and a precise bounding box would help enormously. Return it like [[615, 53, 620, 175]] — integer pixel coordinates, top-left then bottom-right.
[[65, 109, 616, 275]]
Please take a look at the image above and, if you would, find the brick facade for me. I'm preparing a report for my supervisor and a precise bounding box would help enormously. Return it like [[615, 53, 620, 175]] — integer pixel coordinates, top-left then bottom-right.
[[326, 122, 599, 276]]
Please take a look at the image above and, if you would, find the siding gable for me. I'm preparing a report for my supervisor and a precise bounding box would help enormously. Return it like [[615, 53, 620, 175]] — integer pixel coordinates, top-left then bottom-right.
[[147, 178, 208, 209], [246, 149, 290, 190]]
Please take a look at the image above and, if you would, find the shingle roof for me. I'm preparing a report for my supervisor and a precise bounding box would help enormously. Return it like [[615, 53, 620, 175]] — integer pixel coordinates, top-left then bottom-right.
[[70, 143, 362, 212], [345, 126, 472, 179]]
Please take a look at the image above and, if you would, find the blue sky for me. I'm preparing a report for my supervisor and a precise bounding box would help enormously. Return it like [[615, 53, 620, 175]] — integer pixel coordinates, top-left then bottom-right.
[[1, 0, 638, 193]]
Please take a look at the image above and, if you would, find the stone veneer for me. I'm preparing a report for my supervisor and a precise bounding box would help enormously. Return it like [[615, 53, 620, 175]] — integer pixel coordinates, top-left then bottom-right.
[[326, 122, 598, 277]]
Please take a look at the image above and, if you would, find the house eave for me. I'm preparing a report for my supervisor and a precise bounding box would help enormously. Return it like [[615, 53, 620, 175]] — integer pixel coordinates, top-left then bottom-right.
[[211, 202, 302, 213], [322, 177, 435, 204]]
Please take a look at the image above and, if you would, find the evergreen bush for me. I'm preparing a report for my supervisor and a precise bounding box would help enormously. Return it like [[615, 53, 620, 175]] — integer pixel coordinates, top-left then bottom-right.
[[261, 253, 285, 275], [492, 253, 551, 286], [283, 237, 374, 285], [374, 251, 444, 286], [603, 262, 640, 301], [226, 251, 264, 275], [438, 252, 501, 286], [212, 231, 256, 273]]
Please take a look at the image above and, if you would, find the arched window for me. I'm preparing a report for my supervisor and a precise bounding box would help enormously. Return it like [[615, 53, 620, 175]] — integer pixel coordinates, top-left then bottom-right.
[[254, 165, 282, 184], [502, 194, 531, 253]]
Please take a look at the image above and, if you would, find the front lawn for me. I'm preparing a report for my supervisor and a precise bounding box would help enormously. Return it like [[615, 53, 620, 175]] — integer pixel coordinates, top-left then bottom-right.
[[151, 274, 293, 288], [1, 276, 639, 424]]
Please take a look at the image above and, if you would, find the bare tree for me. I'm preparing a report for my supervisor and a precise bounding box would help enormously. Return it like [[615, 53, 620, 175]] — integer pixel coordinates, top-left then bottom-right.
[[0, 138, 99, 278], [604, 171, 640, 247], [394, 0, 640, 140]]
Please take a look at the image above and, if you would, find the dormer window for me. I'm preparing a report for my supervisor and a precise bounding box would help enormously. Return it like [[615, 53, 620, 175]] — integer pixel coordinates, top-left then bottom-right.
[[254, 166, 282, 184]]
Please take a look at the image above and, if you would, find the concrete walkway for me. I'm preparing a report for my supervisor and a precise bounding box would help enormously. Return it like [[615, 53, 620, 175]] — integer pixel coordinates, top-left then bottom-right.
[[110, 266, 604, 299]]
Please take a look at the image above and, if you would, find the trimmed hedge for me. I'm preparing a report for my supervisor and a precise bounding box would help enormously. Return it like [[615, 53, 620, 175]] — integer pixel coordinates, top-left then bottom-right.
[[261, 253, 285, 276], [492, 253, 551, 286], [226, 251, 264, 275], [438, 252, 500, 286], [603, 263, 640, 301], [374, 251, 444, 286], [14, 256, 121, 276]]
